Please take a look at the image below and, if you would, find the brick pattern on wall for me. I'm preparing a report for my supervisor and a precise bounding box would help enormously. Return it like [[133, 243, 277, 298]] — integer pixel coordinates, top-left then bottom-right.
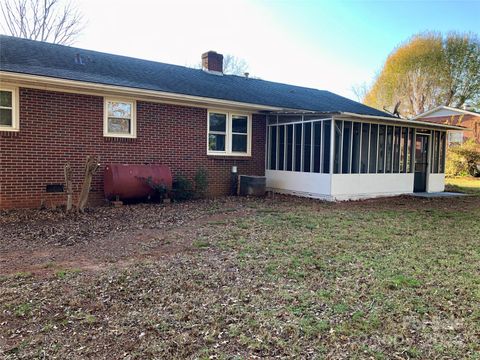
[[0, 88, 266, 209], [420, 115, 480, 143]]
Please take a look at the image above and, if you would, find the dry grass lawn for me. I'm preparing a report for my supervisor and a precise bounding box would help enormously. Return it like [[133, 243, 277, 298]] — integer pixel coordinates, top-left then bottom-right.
[[446, 176, 480, 195], [1, 193, 479, 359]]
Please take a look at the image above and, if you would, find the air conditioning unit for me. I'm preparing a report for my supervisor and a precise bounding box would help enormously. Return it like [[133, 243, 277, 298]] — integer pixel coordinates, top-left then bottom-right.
[[239, 175, 266, 197]]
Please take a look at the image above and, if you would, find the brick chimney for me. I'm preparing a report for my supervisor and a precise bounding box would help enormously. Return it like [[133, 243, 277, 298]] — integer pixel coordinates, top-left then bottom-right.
[[202, 51, 223, 73]]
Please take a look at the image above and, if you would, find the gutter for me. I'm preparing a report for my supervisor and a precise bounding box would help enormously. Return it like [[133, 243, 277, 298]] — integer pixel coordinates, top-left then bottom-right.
[[337, 112, 465, 131], [0, 70, 287, 112]]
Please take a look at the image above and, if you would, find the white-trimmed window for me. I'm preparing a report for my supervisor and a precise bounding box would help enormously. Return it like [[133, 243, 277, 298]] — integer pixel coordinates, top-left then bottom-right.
[[104, 98, 136, 138], [207, 110, 251, 156], [447, 131, 464, 145], [0, 86, 19, 131]]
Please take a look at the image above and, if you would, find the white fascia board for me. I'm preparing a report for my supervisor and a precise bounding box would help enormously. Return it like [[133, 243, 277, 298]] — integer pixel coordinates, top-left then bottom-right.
[[0, 71, 285, 112], [336, 112, 464, 130], [412, 105, 480, 119]]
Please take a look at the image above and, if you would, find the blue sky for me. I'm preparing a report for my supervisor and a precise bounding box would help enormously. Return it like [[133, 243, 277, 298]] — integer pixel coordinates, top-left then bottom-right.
[[71, 1, 480, 99], [265, 0, 480, 81]]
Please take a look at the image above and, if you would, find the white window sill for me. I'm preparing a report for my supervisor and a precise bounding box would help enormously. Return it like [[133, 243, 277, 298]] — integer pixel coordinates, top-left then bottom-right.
[[0, 127, 19, 132], [207, 152, 251, 158], [103, 133, 137, 139]]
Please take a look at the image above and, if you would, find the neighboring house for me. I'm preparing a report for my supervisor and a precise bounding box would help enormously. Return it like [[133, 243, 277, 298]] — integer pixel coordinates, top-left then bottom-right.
[[413, 105, 480, 146], [0, 36, 461, 209]]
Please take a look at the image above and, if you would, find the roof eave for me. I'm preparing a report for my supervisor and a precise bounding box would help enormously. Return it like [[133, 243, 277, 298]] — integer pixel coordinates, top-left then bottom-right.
[[412, 105, 480, 119], [336, 112, 464, 130], [0, 70, 287, 112]]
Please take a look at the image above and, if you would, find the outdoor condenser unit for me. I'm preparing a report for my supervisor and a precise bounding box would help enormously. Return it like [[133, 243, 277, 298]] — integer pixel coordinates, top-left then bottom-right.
[[239, 175, 266, 197]]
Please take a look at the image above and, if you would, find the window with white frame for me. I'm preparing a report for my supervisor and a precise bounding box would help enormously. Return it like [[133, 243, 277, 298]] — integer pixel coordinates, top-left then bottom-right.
[[208, 111, 251, 155], [104, 98, 136, 138], [0, 86, 19, 131], [447, 131, 463, 145]]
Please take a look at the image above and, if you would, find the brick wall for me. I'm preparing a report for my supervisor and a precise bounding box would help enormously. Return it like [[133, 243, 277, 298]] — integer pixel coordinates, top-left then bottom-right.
[[0, 88, 266, 209], [420, 114, 480, 143]]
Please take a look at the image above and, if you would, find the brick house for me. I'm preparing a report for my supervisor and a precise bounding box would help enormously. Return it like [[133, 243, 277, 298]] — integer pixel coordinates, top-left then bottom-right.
[[0, 36, 461, 209], [413, 105, 480, 146]]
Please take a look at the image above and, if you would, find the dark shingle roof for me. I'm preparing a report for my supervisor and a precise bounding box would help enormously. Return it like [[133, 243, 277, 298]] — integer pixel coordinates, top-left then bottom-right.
[[0, 35, 392, 117]]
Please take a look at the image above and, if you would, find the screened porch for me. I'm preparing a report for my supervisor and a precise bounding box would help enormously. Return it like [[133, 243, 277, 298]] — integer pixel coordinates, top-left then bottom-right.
[[265, 113, 447, 200]]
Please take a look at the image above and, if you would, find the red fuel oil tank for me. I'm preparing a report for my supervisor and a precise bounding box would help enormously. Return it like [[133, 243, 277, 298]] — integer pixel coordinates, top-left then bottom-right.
[[104, 164, 172, 201]]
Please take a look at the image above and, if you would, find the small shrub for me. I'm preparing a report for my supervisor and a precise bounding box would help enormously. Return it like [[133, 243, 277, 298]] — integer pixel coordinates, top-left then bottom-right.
[[194, 167, 209, 198], [446, 140, 480, 177], [172, 175, 195, 201], [172, 168, 209, 201], [141, 176, 169, 201]]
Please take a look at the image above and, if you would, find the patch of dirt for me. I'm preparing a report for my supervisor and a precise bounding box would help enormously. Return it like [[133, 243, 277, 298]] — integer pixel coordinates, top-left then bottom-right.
[[1, 194, 478, 276], [0, 198, 253, 276]]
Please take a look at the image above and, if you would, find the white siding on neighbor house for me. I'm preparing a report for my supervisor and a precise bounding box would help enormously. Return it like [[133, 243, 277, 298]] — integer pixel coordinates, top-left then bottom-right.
[[423, 108, 463, 118]]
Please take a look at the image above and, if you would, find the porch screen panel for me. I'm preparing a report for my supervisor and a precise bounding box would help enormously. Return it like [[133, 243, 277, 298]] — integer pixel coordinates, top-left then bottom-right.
[[322, 120, 331, 173], [400, 128, 407, 172], [268, 119, 425, 176], [408, 129, 414, 172], [342, 121, 352, 174], [294, 123, 302, 171], [268, 118, 332, 174], [351, 122, 361, 173], [278, 126, 285, 171], [334, 120, 343, 173], [286, 125, 293, 171], [385, 126, 393, 173], [431, 131, 436, 173], [439, 131, 446, 173], [303, 122, 312, 172], [269, 126, 277, 170], [393, 127, 401, 173], [369, 124, 378, 173], [378, 125, 386, 173], [360, 123, 370, 173], [313, 122, 322, 173]]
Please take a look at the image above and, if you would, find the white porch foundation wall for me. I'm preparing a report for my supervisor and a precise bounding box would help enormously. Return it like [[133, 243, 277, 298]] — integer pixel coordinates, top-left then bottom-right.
[[427, 173, 445, 192], [330, 173, 414, 201], [266, 171, 447, 201], [266, 170, 331, 200]]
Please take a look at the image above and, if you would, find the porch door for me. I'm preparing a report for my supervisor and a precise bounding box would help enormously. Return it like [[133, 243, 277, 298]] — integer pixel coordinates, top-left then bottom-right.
[[414, 134, 429, 192]]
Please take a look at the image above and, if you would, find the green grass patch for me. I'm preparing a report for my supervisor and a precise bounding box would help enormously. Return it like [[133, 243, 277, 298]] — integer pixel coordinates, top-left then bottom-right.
[[1, 196, 479, 358], [446, 177, 480, 195], [193, 240, 210, 248], [14, 302, 33, 317], [55, 268, 81, 279], [385, 274, 422, 290]]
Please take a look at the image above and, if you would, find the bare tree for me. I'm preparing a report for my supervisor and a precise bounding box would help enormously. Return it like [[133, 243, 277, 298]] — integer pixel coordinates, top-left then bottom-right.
[[0, 0, 84, 45], [351, 82, 369, 102], [222, 54, 249, 76]]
